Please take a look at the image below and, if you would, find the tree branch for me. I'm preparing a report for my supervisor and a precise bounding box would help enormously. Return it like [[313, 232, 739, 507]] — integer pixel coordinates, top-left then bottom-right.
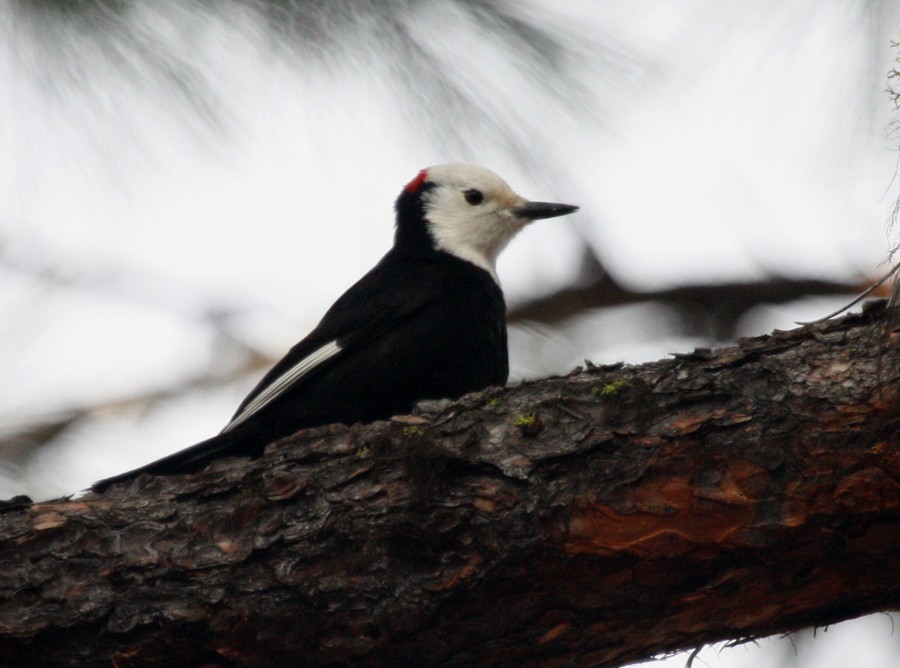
[[508, 271, 874, 337], [1, 302, 899, 667]]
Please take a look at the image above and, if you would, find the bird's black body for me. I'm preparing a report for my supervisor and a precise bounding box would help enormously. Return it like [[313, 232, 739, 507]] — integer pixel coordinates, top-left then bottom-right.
[[93, 163, 577, 492], [242, 251, 507, 432], [92, 176, 511, 491]]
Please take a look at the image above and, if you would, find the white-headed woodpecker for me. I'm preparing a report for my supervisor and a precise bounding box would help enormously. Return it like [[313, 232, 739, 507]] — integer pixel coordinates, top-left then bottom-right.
[[92, 163, 578, 491]]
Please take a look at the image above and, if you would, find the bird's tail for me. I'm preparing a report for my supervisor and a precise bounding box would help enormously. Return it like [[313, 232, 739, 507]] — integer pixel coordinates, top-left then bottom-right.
[[90, 431, 241, 493]]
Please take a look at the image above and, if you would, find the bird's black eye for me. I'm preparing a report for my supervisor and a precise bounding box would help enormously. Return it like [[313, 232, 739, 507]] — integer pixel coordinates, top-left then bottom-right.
[[463, 189, 484, 206]]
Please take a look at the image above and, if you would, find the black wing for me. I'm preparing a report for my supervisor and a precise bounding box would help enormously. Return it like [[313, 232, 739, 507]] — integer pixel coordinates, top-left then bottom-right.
[[222, 250, 438, 432]]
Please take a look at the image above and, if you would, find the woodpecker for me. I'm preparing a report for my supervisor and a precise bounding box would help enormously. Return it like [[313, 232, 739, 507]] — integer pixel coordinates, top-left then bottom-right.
[[92, 163, 578, 492]]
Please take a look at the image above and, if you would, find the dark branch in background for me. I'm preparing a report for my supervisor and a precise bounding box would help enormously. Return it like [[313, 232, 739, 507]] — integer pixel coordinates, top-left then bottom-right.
[[0, 349, 264, 463], [0, 303, 898, 667], [887, 39, 900, 110], [507, 247, 877, 338]]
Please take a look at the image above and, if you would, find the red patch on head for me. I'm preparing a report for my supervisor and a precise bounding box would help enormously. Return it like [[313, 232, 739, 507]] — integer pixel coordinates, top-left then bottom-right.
[[405, 168, 429, 193]]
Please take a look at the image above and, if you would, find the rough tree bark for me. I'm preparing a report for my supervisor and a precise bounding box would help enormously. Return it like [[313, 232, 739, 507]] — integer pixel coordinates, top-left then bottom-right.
[[1, 302, 899, 667]]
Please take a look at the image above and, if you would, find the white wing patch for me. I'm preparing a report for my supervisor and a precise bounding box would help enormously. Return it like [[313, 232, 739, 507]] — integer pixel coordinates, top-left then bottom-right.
[[221, 340, 342, 433]]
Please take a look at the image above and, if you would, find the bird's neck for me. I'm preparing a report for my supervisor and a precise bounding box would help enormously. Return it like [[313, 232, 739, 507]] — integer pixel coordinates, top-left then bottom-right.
[[392, 225, 500, 284]]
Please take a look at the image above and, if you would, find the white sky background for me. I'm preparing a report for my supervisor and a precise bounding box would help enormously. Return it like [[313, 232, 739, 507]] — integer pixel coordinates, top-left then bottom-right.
[[1, 2, 900, 664]]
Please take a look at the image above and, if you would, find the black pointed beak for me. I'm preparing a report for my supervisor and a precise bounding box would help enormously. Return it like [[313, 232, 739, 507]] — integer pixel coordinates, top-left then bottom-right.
[[512, 201, 579, 221]]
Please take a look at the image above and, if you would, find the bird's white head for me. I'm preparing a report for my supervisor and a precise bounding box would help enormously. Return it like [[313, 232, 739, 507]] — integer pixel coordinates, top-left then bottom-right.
[[397, 163, 578, 282]]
